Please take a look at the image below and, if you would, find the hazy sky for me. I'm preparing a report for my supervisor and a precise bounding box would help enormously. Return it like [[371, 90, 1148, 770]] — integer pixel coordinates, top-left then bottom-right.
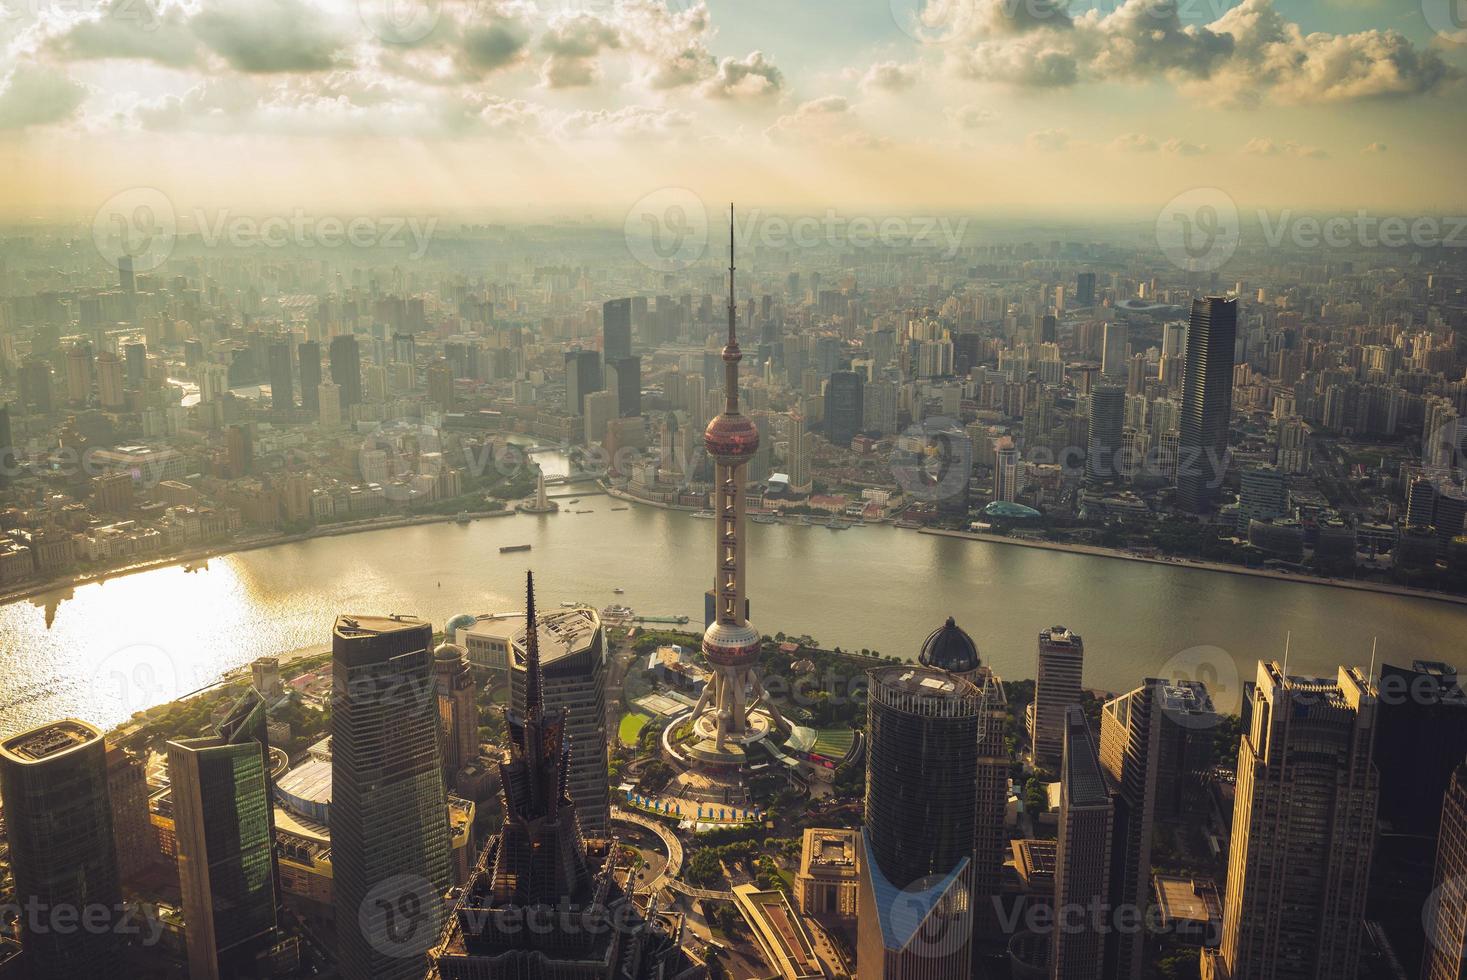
[[1, 0, 1464, 219]]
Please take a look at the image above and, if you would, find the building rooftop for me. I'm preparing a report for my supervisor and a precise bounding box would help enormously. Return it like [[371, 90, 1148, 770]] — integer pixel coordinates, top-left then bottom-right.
[[276, 757, 332, 807], [800, 827, 858, 878], [1153, 875, 1222, 930], [1, 719, 102, 764], [1063, 707, 1109, 808]]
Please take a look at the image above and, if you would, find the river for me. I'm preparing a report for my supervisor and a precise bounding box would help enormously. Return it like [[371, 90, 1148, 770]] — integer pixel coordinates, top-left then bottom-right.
[[2, 493, 1465, 737]]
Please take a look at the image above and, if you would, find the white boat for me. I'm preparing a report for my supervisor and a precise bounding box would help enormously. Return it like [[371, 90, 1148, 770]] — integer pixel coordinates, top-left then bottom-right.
[[691, 510, 715, 519]]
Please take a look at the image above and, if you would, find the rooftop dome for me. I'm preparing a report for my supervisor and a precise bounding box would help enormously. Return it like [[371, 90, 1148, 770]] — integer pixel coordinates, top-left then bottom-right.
[[434, 641, 467, 661], [919, 616, 980, 675]]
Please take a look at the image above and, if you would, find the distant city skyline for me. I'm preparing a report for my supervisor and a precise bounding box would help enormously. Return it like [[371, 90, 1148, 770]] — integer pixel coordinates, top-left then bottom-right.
[[1, 0, 1465, 215]]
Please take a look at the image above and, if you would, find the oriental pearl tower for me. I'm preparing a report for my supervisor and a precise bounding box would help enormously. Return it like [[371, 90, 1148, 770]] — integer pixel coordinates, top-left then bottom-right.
[[687, 205, 785, 761]]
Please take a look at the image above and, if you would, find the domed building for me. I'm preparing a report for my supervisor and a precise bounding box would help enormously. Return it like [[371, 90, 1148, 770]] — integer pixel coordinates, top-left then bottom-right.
[[919, 616, 981, 677], [444, 613, 477, 642]]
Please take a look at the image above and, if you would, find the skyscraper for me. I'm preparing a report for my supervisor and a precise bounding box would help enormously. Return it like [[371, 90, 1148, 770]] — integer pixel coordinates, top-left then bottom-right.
[[433, 642, 478, 787], [124, 341, 147, 387], [1087, 385, 1125, 484], [1077, 271, 1097, 307], [506, 605, 609, 837], [825, 370, 864, 447], [96, 350, 125, 409], [1203, 662, 1378, 980], [268, 340, 293, 410], [298, 341, 322, 414], [1030, 626, 1085, 770], [20, 358, 53, 414], [332, 614, 451, 980], [1177, 297, 1238, 513], [686, 206, 785, 763], [603, 297, 632, 361], [167, 690, 279, 980], [429, 573, 695, 980], [1236, 465, 1289, 532], [564, 348, 603, 415], [329, 333, 363, 410], [0, 720, 121, 979], [607, 354, 642, 417], [1053, 706, 1115, 980], [1099, 679, 1217, 980], [918, 618, 1010, 917], [1423, 762, 1467, 980], [859, 664, 980, 979], [1102, 321, 1129, 379]]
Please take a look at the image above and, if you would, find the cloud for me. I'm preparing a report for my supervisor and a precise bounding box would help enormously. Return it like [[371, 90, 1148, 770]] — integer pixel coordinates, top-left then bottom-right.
[[556, 105, 691, 140], [190, 0, 354, 73], [1243, 137, 1327, 158], [458, 19, 533, 76], [0, 62, 87, 130], [861, 60, 919, 93], [1162, 137, 1209, 155], [539, 13, 621, 88], [1361, 141, 1388, 154], [42, 0, 201, 68], [947, 0, 1454, 106], [701, 50, 782, 101], [1111, 132, 1157, 152], [944, 104, 997, 129], [764, 95, 884, 147], [1027, 128, 1069, 152]]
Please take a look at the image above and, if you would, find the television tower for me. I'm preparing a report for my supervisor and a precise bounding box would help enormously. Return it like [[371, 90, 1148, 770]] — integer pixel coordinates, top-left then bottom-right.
[[689, 205, 784, 752]]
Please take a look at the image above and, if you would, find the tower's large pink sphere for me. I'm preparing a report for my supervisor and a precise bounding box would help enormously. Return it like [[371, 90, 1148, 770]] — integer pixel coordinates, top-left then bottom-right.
[[705, 413, 759, 460]]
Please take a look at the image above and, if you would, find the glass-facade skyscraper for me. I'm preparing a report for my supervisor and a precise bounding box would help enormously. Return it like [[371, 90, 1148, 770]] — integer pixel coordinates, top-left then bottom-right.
[[1177, 296, 1238, 513]]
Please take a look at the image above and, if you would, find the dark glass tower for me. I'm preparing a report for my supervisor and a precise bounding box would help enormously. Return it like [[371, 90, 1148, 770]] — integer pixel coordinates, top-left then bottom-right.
[[329, 333, 363, 409], [429, 573, 695, 979], [603, 297, 632, 361], [607, 355, 642, 418], [824, 370, 864, 447], [298, 341, 322, 414], [0, 720, 121, 980], [268, 340, 293, 411], [564, 349, 603, 415], [167, 689, 280, 980], [1177, 296, 1237, 512], [858, 663, 979, 979], [332, 614, 451, 980], [1086, 384, 1125, 484]]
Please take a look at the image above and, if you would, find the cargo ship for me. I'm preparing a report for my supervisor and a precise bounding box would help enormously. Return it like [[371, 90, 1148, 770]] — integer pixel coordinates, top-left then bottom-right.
[[499, 544, 532, 553]]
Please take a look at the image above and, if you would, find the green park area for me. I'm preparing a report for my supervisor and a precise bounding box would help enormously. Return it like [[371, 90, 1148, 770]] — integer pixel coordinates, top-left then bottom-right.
[[619, 711, 651, 748]]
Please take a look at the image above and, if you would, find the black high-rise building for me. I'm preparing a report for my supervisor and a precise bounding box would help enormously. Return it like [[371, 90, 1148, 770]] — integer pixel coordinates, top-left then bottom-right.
[[603, 297, 632, 362], [268, 340, 293, 411], [0, 404, 13, 482], [564, 349, 602, 416], [1087, 384, 1125, 484], [825, 370, 864, 447], [1076, 271, 1097, 307], [1368, 662, 1467, 977], [329, 334, 363, 409], [123, 342, 147, 387], [607, 355, 641, 418], [19, 358, 52, 415], [858, 663, 979, 979], [0, 720, 121, 980], [332, 614, 451, 980], [1177, 296, 1237, 513], [429, 574, 695, 979], [298, 341, 322, 414]]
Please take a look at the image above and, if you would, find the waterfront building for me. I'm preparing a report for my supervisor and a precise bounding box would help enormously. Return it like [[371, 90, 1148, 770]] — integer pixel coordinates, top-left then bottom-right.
[[332, 613, 452, 980], [167, 690, 279, 980], [0, 719, 121, 979], [858, 664, 980, 979], [1203, 662, 1378, 980], [1087, 385, 1126, 485], [1030, 626, 1085, 770]]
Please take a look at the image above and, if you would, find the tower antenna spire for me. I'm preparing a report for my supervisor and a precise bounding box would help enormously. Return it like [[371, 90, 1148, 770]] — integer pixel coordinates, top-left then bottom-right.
[[524, 570, 543, 719], [724, 202, 741, 415]]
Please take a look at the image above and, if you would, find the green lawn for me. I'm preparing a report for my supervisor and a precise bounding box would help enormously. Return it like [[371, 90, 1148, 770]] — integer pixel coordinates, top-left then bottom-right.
[[619, 712, 651, 747]]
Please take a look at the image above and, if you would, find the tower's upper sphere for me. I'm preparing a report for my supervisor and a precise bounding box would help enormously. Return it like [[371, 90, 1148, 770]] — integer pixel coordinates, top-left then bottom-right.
[[705, 412, 759, 460], [918, 616, 981, 674]]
